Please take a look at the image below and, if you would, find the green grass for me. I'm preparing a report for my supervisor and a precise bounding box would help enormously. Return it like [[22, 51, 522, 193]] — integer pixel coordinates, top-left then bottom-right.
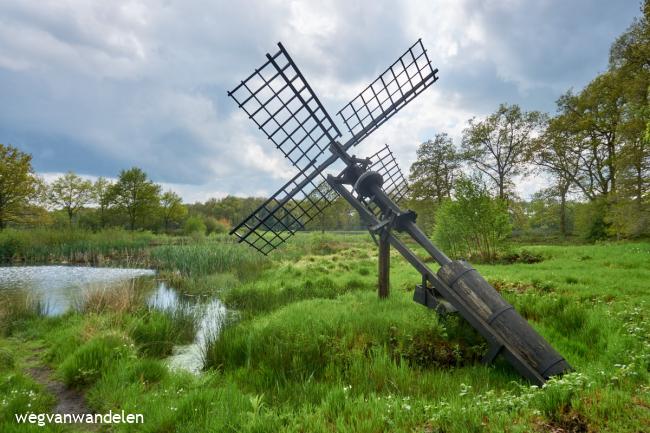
[[0, 233, 648, 432], [130, 308, 197, 358], [151, 241, 270, 278], [0, 227, 166, 266]]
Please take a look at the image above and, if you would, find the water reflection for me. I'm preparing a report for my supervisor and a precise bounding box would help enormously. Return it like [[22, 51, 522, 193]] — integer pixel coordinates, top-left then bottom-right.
[[147, 283, 228, 373], [0, 266, 155, 316]]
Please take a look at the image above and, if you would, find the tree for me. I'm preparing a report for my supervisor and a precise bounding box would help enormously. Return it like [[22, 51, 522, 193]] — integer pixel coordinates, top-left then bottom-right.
[[160, 190, 187, 232], [531, 117, 583, 237], [432, 176, 511, 262], [47, 172, 94, 225], [461, 104, 545, 200], [409, 134, 460, 204], [110, 167, 161, 230], [93, 177, 113, 228], [0, 144, 40, 229]]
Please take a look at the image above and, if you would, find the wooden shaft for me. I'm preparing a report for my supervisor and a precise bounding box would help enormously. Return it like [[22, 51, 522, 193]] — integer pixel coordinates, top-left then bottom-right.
[[378, 233, 390, 298]]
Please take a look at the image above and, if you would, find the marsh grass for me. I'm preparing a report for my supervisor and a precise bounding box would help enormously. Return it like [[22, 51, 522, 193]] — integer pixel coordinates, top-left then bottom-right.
[[2, 236, 649, 432], [59, 332, 134, 386], [129, 307, 198, 358], [0, 291, 46, 336], [73, 279, 149, 314], [152, 241, 269, 278], [0, 227, 166, 266], [205, 292, 485, 382]]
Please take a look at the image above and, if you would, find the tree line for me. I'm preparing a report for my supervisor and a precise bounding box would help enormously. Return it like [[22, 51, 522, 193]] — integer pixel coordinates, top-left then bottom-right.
[[410, 2, 649, 250]]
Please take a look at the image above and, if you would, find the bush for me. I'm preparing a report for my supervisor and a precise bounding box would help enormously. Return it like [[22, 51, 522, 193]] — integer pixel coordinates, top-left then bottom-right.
[[59, 333, 133, 386], [204, 217, 230, 235], [574, 199, 609, 241], [183, 216, 206, 237], [433, 176, 511, 262]]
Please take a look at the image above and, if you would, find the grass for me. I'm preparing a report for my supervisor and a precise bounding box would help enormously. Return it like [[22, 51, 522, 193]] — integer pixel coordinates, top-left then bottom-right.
[[130, 308, 197, 358], [0, 291, 46, 337], [151, 241, 270, 278], [0, 227, 165, 266], [0, 232, 648, 432]]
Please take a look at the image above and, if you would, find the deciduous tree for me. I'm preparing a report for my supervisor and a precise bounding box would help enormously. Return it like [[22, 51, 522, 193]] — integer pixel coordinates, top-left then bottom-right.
[[0, 144, 40, 229], [48, 172, 94, 225], [461, 104, 544, 200], [409, 134, 460, 204], [110, 167, 161, 230], [160, 190, 187, 232]]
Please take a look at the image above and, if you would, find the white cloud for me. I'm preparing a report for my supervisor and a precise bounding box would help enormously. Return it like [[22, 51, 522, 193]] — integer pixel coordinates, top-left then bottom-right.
[[0, 0, 641, 204]]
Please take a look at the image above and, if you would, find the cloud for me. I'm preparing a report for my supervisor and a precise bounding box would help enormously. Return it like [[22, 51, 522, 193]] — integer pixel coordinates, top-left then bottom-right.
[[0, 0, 641, 202]]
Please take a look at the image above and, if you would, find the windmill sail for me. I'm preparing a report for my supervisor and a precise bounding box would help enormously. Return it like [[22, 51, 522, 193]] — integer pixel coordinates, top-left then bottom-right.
[[337, 39, 438, 147]]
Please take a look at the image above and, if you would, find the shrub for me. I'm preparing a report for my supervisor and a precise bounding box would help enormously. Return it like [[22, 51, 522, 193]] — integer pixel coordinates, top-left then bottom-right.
[[433, 176, 511, 262], [183, 216, 206, 237], [204, 217, 230, 235]]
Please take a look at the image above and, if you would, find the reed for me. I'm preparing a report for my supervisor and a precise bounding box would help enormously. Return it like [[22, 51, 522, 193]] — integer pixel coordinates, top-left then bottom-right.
[[151, 241, 269, 278], [0, 227, 166, 266]]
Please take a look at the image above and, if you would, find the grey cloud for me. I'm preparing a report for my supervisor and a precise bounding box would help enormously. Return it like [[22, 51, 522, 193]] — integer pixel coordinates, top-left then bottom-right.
[[0, 0, 642, 201]]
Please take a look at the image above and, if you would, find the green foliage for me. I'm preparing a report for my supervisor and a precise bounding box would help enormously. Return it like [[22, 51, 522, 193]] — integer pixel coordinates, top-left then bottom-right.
[[409, 133, 460, 204], [0, 144, 40, 229], [59, 333, 133, 386], [47, 171, 94, 225], [125, 358, 168, 384], [203, 216, 229, 234], [461, 104, 545, 200], [433, 176, 511, 262], [183, 215, 206, 236], [110, 167, 161, 230], [0, 372, 56, 425], [0, 291, 44, 336], [204, 292, 482, 379], [160, 190, 187, 232], [574, 199, 609, 241], [1, 236, 649, 432]]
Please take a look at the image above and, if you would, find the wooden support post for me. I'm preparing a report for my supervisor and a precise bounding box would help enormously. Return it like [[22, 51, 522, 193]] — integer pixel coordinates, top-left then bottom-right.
[[378, 232, 390, 298]]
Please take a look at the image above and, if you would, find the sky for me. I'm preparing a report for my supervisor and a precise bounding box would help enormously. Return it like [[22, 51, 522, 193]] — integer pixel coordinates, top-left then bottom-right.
[[0, 0, 643, 202]]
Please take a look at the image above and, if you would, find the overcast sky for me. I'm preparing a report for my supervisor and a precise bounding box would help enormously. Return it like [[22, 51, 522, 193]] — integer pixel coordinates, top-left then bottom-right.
[[0, 0, 643, 202]]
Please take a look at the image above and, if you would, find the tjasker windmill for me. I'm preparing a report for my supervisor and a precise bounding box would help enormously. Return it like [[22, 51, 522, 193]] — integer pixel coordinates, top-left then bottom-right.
[[227, 40, 571, 385]]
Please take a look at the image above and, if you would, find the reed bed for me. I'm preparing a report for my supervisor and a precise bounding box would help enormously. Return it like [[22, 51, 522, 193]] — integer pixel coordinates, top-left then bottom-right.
[[0, 291, 46, 336], [0, 228, 167, 266], [151, 241, 269, 278], [73, 279, 150, 315]]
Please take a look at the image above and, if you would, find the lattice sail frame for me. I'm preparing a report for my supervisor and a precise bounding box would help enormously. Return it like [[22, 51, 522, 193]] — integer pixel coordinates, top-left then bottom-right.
[[337, 39, 438, 142], [362, 144, 410, 218], [229, 170, 334, 255], [229, 40, 434, 254], [228, 43, 341, 172]]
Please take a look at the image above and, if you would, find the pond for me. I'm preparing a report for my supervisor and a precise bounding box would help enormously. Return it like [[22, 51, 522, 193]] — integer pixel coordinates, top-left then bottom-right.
[[0, 266, 228, 373]]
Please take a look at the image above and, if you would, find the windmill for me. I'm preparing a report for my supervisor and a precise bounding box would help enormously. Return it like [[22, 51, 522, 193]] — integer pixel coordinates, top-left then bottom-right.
[[227, 40, 571, 385]]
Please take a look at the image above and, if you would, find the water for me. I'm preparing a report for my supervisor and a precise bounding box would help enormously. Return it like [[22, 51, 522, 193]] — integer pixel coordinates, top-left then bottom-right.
[[0, 266, 155, 315], [147, 283, 229, 373], [0, 266, 229, 373]]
